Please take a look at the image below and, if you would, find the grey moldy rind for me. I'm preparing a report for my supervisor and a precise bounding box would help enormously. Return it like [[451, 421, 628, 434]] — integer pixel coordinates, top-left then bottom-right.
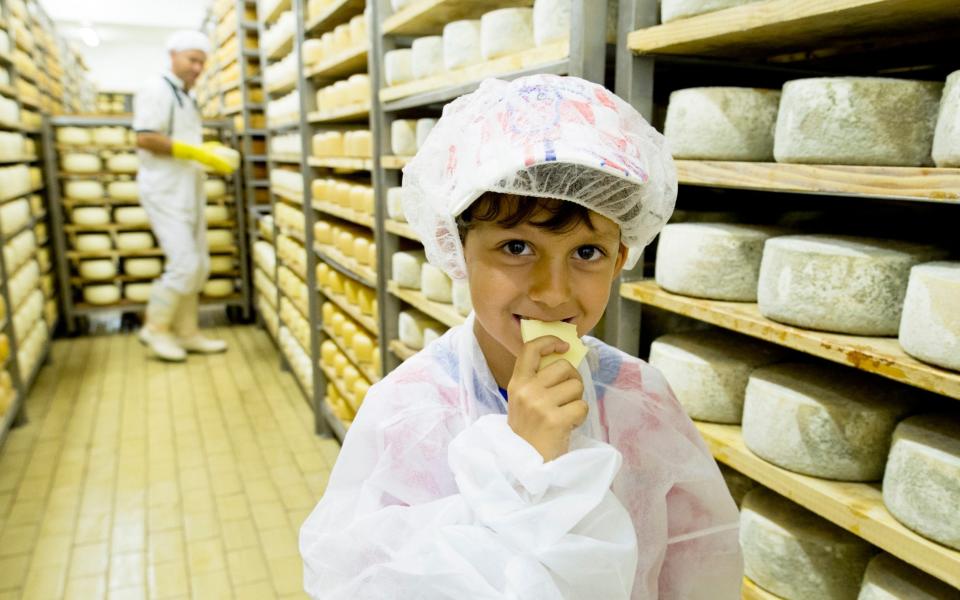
[[932, 70, 960, 167], [898, 261, 960, 372], [857, 553, 960, 600]]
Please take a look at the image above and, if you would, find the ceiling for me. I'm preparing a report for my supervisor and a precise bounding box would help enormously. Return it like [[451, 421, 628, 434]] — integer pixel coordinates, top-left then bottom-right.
[[39, 0, 213, 31]]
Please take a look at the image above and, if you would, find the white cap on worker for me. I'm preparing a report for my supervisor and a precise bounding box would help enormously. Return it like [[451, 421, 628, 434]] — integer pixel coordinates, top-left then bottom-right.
[[165, 30, 211, 54]]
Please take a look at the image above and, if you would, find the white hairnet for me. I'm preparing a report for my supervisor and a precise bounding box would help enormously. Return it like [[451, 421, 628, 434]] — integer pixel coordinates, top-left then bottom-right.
[[165, 30, 211, 54], [401, 74, 678, 280]]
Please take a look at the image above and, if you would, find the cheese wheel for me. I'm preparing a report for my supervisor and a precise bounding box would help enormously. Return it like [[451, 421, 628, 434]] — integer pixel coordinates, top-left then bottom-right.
[[452, 278, 472, 316], [719, 464, 756, 508], [353, 238, 371, 266], [107, 181, 138, 200], [322, 302, 336, 324], [384, 49, 413, 86], [664, 88, 781, 161], [932, 70, 960, 167], [343, 280, 358, 305], [314, 221, 333, 245], [386, 187, 406, 222], [205, 205, 230, 222], [757, 235, 945, 335], [649, 331, 786, 424], [206, 229, 233, 247], [774, 77, 942, 166], [302, 38, 323, 64], [883, 413, 960, 551], [422, 324, 444, 347], [65, 180, 105, 200], [349, 186, 366, 213], [328, 271, 344, 295], [411, 36, 444, 80], [79, 259, 116, 280], [392, 250, 425, 289], [116, 232, 155, 250], [330, 313, 346, 338], [421, 263, 452, 303], [481, 8, 534, 60], [352, 379, 370, 407], [72, 206, 111, 225], [661, 0, 764, 22], [743, 362, 913, 481], [357, 287, 374, 316], [337, 231, 354, 257], [347, 130, 372, 157], [205, 179, 227, 200], [83, 284, 121, 305], [399, 310, 439, 350], [858, 553, 959, 600], [93, 127, 127, 146], [106, 153, 138, 173], [334, 182, 352, 206], [352, 333, 373, 363], [124, 283, 153, 302], [416, 118, 437, 150], [740, 487, 874, 600], [203, 279, 234, 297], [124, 258, 162, 278], [210, 256, 233, 274], [333, 353, 349, 377], [62, 153, 101, 173], [443, 19, 482, 70], [114, 206, 149, 225], [367, 243, 377, 271], [56, 127, 91, 145], [340, 322, 358, 348], [656, 223, 787, 301], [533, 0, 571, 46], [898, 261, 960, 371], [321, 340, 338, 366], [74, 234, 112, 252], [391, 119, 417, 156]]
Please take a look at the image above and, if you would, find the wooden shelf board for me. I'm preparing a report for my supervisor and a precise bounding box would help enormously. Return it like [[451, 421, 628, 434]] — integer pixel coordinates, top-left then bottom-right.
[[380, 40, 568, 103], [306, 104, 369, 124], [387, 281, 464, 329], [306, 0, 366, 35], [307, 156, 373, 171], [313, 200, 374, 229], [383, 0, 533, 36], [315, 244, 377, 288], [697, 421, 960, 589], [627, 0, 960, 58], [380, 155, 413, 170], [621, 281, 960, 400], [319, 287, 379, 336], [389, 339, 418, 361], [0, 155, 39, 164], [384, 219, 419, 241], [675, 160, 960, 203], [304, 45, 368, 80], [320, 324, 379, 384]]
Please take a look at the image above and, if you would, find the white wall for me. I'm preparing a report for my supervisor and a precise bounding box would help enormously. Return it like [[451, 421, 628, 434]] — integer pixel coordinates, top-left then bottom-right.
[[80, 28, 174, 93]]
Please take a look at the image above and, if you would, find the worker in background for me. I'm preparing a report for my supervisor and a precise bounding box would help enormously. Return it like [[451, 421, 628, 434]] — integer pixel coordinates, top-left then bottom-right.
[[133, 30, 237, 361]]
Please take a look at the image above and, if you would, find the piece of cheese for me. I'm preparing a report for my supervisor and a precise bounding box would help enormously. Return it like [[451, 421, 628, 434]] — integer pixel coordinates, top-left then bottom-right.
[[114, 206, 149, 225], [320, 340, 338, 367], [203, 279, 234, 298], [333, 353, 349, 378], [933, 70, 960, 167], [353, 333, 373, 363], [206, 229, 233, 248], [107, 153, 138, 173], [205, 179, 227, 200], [340, 322, 358, 349], [56, 127, 91, 145], [116, 232, 154, 250], [742, 362, 914, 481], [330, 313, 346, 338], [205, 205, 230, 222], [210, 256, 233, 274], [661, 0, 764, 23], [392, 250, 425, 289], [124, 258, 162, 278], [411, 36, 444, 80], [520, 319, 588, 370], [452, 278, 472, 316], [420, 263, 452, 303], [443, 19, 482, 70], [74, 234, 112, 252], [107, 181, 139, 200], [533, 0, 570, 46], [353, 238, 371, 266], [481, 8, 534, 60], [124, 283, 153, 302], [883, 413, 960, 551], [386, 187, 406, 222], [357, 286, 374, 316], [416, 118, 437, 150], [93, 127, 127, 146], [649, 330, 785, 424], [385, 49, 413, 86], [399, 310, 440, 351], [664, 87, 781, 161], [740, 487, 875, 600], [84, 284, 121, 305], [774, 77, 942, 166], [757, 235, 945, 335], [858, 553, 959, 600], [72, 206, 111, 225], [391, 119, 417, 156], [899, 261, 960, 372], [314, 221, 334, 246], [62, 153, 102, 173], [65, 180, 105, 200]]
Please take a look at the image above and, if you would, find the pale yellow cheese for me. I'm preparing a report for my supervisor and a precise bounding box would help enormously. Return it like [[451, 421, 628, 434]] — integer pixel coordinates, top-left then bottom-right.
[[520, 319, 587, 370]]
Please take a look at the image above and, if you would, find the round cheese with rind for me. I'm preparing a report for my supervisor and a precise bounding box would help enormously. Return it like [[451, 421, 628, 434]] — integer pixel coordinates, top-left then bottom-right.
[[533, 0, 571, 46], [92, 127, 127, 146], [72, 206, 111, 225], [206, 229, 233, 248], [443, 20, 482, 71], [210, 256, 233, 274], [384, 49, 413, 86], [898, 261, 960, 371], [116, 232, 154, 250], [932, 70, 960, 167], [411, 36, 444, 80], [399, 310, 440, 351], [124, 282, 153, 302], [203, 279, 234, 298], [79, 259, 116, 280], [83, 284, 121, 305], [858, 553, 959, 600], [74, 234, 112, 252], [205, 179, 227, 200], [391, 119, 417, 156], [124, 258, 162, 278], [56, 127, 91, 145], [106, 153, 138, 173], [416, 118, 437, 150], [205, 205, 230, 222], [481, 8, 534, 60], [114, 206, 149, 225], [421, 263, 452, 303], [757, 235, 945, 335], [65, 180, 105, 200], [392, 250, 425, 289], [883, 413, 960, 551], [743, 362, 914, 481], [107, 181, 138, 200], [386, 187, 406, 222], [62, 153, 102, 173]]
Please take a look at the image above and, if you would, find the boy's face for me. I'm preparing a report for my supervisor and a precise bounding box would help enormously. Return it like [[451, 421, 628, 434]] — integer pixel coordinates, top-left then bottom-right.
[[463, 205, 628, 359]]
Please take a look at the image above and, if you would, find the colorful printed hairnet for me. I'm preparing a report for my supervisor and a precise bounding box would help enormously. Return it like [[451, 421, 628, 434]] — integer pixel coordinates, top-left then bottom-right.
[[401, 74, 677, 280]]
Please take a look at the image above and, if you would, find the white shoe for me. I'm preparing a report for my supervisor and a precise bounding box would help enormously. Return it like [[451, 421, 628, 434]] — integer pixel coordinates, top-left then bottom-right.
[[178, 334, 227, 354], [140, 328, 187, 362]]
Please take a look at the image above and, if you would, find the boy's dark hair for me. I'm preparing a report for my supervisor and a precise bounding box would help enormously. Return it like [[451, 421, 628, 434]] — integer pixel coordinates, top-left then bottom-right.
[[456, 193, 596, 242]]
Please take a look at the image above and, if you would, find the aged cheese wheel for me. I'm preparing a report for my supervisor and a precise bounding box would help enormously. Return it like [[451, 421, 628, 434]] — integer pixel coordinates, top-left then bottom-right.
[[412, 36, 444, 80], [302, 39, 323, 65], [741, 487, 875, 600], [205, 179, 227, 200], [314, 221, 333, 246], [933, 70, 960, 167], [348, 14, 366, 46], [656, 223, 786, 301], [334, 181, 352, 206], [114, 206, 149, 225], [65, 180, 105, 200], [533, 0, 570, 46], [79, 259, 117, 280], [354, 238, 371, 266], [353, 333, 373, 363], [124, 283, 153, 302], [206, 229, 233, 247], [116, 232, 154, 250], [481, 8, 534, 60], [883, 413, 960, 551], [203, 279, 234, 298], [664, 87, 781, 161], [367, 242, 377, 269], [391, 119, 417, 156], [205, 205, 230, 222], [390, 0, 413, 10], [84, 284, 121, 305], [743, 362, 913, 481], [421, 263, 452, 303], [93, 127, 127, 146], [416, 118, 437, 150], [106, 153, 138, 173], [56, 127, 92, 145], [341, 322, 358, 348], [399, 310, 440, 351], [346, 130, 372, 157], [898, 261, 960, 371], [719, 464, 755, 508], [649, 330, 785, 424], [124, 258, 162, 278], [452, 278, 472, 316], [774, 77, 942, 166], [357, 287, 374, 316], [443, 19, 482, 70], [386, 187, 406, 222], [320, 339, 338, 366], [393, 250, 425, 289], [336, 231, 354, 257], [343, 279, 359, 305], [74, 234, 112, 252], [858, 553, 959, 600], [210, 256, 233, 274], [107, 181, 138, 200], [661, 0, 764, 22], [384, 49, 413, 86], [757, 235, 945, 335], [72, 206, 111, 225], [62, 153, 102, 173]]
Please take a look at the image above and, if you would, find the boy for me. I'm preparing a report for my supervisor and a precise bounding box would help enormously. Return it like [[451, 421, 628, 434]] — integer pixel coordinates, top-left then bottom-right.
[[300, 75, 743, 599]]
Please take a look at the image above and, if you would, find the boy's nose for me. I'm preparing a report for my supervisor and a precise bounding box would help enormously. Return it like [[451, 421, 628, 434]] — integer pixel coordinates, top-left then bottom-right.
[[528, 260, 571, 308]]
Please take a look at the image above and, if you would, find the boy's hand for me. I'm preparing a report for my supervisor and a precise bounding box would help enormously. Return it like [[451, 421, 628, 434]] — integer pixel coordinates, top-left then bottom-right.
[[507, 336, 588, 462]]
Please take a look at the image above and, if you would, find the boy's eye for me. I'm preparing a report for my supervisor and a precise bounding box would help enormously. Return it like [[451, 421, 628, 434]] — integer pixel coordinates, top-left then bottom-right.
[[575, 245, 604, 261], [503, 240, 532, 256]]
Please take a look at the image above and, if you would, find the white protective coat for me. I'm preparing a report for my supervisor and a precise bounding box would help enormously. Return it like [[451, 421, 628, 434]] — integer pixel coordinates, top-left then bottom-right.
[[133, 71, 210, 294], [300, 313, 743, 599]]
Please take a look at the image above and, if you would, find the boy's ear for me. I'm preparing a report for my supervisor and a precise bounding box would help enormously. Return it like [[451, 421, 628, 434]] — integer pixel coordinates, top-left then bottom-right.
[[612, 243, 629, 278]]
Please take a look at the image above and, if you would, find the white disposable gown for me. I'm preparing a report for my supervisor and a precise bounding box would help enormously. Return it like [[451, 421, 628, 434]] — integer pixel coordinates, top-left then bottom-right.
[[300, 314, 744, 599]]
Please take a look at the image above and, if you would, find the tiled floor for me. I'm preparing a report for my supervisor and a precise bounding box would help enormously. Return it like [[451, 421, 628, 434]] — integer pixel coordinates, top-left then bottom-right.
[[0, 325, 339, 599]]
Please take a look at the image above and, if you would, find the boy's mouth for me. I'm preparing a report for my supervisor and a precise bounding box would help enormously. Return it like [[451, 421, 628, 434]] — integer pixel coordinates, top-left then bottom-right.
[[512, 314, 575, 327]]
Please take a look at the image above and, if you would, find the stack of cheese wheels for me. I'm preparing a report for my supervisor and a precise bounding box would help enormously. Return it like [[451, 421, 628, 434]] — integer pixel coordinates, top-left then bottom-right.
[[664, 87, 781, 161], [740, 487, 875, 599], [391, 119, 417, 156], [393, 250, 426, 289], [742, 362, 914, 481], [399, 309, 444, 351], [757, 235, 945, 335], [858, 553, 959, 599], [411, 36, 444, 80], [719, 464, 756, 507], [443, 20, 482, 71], [61, 153, 101, 173], [384, 49, 413, 86], [655, 223, 786, 301], [649, 330, 785, 424], [481, 8, 533, 60], [882, 413, 960, 551], [933, 70, 960, 167], [898, 261, 960, 371], [661, 0, 764, 22], [774, 77, 943, 166], [420, 263, 452, 303]]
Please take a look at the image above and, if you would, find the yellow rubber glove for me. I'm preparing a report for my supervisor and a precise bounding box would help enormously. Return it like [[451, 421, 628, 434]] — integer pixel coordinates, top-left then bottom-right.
[[171, 140, 235, 174]]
